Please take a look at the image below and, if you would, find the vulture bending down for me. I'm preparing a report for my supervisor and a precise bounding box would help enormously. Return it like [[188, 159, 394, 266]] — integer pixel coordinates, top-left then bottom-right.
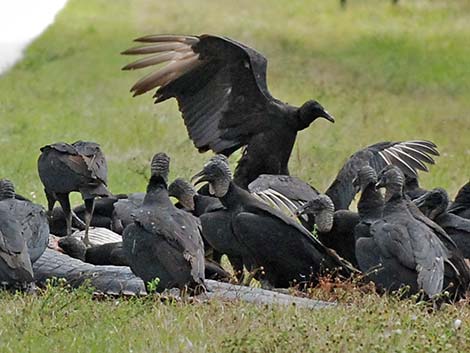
[[191, 155, 356, 288], [122, 34, 334, 188], [295, 194, 359, 266], [38, 141, 110, 245], [414, 188, 470, 259]]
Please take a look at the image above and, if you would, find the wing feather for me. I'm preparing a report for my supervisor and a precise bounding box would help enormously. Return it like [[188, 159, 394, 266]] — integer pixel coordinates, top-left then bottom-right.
[[326, 140, 439, 210], [123, 34, 273, 155]]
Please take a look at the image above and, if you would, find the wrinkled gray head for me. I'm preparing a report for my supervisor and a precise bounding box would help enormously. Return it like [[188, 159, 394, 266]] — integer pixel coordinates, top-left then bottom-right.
[[353, 166, 377, 193], [295, 194, 335, 233], [296, 194, 335, 216], [298, 100, 335, 130], [150, 152, 170, 182], [0, 179, 15, 200], [191, 155, 232, 198], [168, 178, 196, 211], [377, 165, 404, 189], [377, 165, 405, 201], [414, 188, 449, 220]]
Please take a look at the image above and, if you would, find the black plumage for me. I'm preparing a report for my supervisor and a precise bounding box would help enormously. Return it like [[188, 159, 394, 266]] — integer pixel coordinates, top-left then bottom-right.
[[111, 193, 145, 234], [192, 155, 355, 288], [249, 174, 320, 229], [49, 194, 127, 236], [169, 179, 222, 253], [122, 153, 205, 292], [169, 178, 243, 278], [169, 178, 223, 217], [356, 166, 468, 299], [0, 181, 34, 285], [325, 140, 439, 210], [57, 237, 128, 266], [122, 34, 334, 189], [57, 235, 229, 281], [353, 166, 384, 243], [295, 194, 359, 266], [249, 140, 439, 225], [38, 141, 110, 245], [415, 188, 470, 259], [0, 179, 49, 264], [448, 181, 470, 220]]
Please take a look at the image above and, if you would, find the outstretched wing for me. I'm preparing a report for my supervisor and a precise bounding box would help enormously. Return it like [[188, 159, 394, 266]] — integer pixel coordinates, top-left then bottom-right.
[[122, 34, 274, 155], [326, 140, 439, 210]]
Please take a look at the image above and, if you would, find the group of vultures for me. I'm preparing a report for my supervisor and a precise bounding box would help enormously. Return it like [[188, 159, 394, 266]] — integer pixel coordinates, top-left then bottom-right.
[[1, 34, 469, 304]]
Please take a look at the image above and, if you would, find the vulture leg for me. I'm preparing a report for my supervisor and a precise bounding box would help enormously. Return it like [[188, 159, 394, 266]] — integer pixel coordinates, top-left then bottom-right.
[[71, 211, 86, 229], [83, 198, 95, 247], [56, 193, 72, 236], [44, 189, 56, 212]]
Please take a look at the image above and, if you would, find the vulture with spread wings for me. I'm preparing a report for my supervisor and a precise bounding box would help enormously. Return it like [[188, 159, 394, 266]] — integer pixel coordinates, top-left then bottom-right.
[[249, 140, 439, 228], [122, 34, 334, 188]]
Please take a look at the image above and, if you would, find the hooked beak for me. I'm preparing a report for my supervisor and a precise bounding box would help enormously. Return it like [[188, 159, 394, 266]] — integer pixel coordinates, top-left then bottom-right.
[[413, 192, 428, 208], [321, 110, 335, 123], [191, 170, 208, 186]]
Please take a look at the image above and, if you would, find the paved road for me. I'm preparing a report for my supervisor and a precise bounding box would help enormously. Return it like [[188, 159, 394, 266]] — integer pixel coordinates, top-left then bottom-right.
[[0, 0, 67, 75]]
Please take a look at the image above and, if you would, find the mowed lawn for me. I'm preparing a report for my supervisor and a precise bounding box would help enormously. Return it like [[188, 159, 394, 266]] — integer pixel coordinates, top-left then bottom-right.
[[0, 0, 469, 352]]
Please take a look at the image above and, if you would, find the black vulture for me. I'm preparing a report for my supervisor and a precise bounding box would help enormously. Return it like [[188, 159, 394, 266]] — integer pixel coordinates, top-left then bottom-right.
[[325, 140, 438, 210], [295, 194, 359, 266], [448, 181, 470, 220], [56, 236, 230, 281], [415, 188, 470, 259], [357, 165, 468, 299], [169, 178, 246, 280], [57, 237, 128, 266], [0, 179, 49, 264], [111, 193, 145, 234], [169, 178, 223, 216], [353, 166, 384, 242], [38, 141, 110, 245], [48, 194, 127, 236], [191, 155, 356, 288], [0, 181, 34, 286], [122, 153, 205, 292], [249, 140, 439, 225], [122, 34, 334, 188]]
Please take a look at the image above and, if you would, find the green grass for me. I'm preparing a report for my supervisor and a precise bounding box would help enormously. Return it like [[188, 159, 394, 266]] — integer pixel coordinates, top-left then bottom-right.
[[1, 282, 470, 353], [0, 0, 470, 351]]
